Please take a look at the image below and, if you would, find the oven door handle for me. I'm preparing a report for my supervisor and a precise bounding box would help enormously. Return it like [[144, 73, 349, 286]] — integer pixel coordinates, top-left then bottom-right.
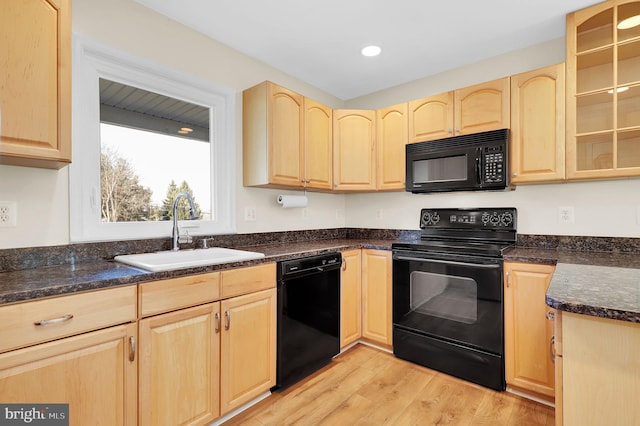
[[394, 255, 501, 269]]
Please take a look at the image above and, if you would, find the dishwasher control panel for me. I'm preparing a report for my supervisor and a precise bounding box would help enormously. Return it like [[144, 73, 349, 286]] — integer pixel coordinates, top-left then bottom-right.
[[278, 252, 342, 278]]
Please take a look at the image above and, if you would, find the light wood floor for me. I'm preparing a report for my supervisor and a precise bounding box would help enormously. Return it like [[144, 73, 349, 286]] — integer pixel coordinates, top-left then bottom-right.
[[223, 343, 554, 426]]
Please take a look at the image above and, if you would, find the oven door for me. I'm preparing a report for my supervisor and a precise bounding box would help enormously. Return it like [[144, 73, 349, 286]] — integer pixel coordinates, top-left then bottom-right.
[[392, 249, 503, 355]]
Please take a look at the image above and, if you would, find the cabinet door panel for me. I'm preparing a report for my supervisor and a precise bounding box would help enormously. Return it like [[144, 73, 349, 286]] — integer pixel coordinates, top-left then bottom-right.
[[0, 0, 71, 168], [333, 109, 376, 191], [566, 0, 640, 180], [269, 84, 304, 186], [408, 92, 454, 142], [139, 303, 220, 426], [510, 64, 565, 183], [377, 104, 408, 190], [504, 262, 555, 399], [0, 323, 137, 426], [220, 288, 276, 414], [455, 78, 510, 135], [361, 250, 392, 346], [340, 250, 362, 348], [304, 98, 333, 189]]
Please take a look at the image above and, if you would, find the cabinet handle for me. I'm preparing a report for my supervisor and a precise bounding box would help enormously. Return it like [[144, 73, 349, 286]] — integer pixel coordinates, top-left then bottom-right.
[[505, 271, 510, 288], [129, 336, 136, 362], [224, 311, 231, 330], [512, 172, 518, 177], [550, 335, 556, 364], [34, 314, 74, 326], [215, 312, 221, 333], [341, 258, 347, 271], [546, 310, 556, 321], [447, 128, 452, 134]]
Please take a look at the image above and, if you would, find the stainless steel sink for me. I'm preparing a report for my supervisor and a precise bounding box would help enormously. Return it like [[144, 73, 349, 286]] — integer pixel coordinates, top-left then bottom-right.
[[114, 247, 265, 272]]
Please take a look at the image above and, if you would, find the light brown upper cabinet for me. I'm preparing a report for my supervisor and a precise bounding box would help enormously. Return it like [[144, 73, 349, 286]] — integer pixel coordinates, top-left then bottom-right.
[[408, 92, 454, 142], [243, 82, 304, 188], [376, 103, 408, 191], [0, 0, 71, 169], [566, 0, 640, 179], [333, 109, 377, 191], [455, 78, 510, 135], [510, 64, 566, 183], [243, 81, 333, 190], [409, 78, 510, 143], [303, 98, 333, 190]]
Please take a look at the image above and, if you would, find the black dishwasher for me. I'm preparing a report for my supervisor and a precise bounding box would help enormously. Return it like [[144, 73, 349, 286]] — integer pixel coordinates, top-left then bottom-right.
[[274, 251, 341, 391]]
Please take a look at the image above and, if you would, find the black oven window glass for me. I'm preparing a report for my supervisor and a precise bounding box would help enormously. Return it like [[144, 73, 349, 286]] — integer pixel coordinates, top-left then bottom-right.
[[413, 155, 467, 184], [409, 271, 477, 324]]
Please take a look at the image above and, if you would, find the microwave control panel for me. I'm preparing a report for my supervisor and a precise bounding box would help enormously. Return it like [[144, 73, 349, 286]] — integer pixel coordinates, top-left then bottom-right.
[[481, 145, 505, 184]]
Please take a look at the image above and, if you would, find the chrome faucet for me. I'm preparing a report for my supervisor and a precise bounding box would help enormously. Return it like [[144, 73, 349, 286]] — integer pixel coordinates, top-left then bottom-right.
[[171, 192, 199, 251]]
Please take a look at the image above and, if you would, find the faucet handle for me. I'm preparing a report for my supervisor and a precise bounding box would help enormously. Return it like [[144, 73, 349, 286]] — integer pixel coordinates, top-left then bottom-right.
[[200, 239, 209, 249]]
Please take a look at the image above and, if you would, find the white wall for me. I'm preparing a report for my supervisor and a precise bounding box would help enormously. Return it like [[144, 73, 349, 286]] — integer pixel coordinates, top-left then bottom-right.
[[346, 180, 640, 238], [0, 0, 346, 249], [1, 0, 639, 249]]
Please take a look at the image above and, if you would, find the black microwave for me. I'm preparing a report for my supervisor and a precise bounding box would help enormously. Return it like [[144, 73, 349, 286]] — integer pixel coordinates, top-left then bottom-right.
[[405, 129, 509, 193]]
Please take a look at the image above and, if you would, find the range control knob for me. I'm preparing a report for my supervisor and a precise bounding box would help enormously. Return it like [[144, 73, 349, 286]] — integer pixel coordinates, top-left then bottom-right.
[[421, 211, 440, 226], [501, 212, 513, 227], [481, 212, 491, 225]]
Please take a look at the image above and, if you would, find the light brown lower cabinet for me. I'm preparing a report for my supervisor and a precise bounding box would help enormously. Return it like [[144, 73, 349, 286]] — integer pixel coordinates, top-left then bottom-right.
[[504, 261, 556, 400], [139, 303, 220, 426], [220, 288, 277, 415], [0, 322, 138, 425], [138, 264, 277, 424], [556, 311, 640, 426], [361, 249, 393, 347], [340, 249, 362, 348]]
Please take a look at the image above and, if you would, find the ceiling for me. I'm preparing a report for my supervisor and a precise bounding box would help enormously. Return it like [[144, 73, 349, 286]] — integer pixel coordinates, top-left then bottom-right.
[[99, 78, 210, 142], [134, 0, 601, 100]]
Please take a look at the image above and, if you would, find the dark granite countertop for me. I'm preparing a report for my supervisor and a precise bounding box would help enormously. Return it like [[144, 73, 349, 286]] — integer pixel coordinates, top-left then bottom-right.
[[504, 247, 640, 323], [0, 238, 395, 306], [4, 230, 640, 324]]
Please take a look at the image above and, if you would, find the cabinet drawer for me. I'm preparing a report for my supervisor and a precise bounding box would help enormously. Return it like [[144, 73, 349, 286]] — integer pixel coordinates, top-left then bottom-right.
[[139, 272, 220, 317], [221, 263, 276, 298], [0, 285, 136, 353]]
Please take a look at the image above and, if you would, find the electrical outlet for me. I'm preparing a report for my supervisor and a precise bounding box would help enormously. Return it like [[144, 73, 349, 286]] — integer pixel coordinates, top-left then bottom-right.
[[302, 208, 309, 217], [376, 208, 383, 220], [558, 206, 574, 224], [335, 209, 344, 220], [244, 206, 256, 221], [0, 201, 17, 227]]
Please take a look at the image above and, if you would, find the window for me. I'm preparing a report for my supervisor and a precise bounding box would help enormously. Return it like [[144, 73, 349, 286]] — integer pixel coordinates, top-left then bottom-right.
[[70, 36, 236, 242]]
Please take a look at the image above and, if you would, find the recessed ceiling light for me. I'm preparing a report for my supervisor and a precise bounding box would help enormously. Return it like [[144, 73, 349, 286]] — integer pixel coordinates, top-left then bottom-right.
[[361, 45, 381, 57], [617, 15, 640, 29]]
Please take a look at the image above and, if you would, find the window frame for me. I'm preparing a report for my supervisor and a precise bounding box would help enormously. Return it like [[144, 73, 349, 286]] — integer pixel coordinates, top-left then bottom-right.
[[70, 36, 236, 242]]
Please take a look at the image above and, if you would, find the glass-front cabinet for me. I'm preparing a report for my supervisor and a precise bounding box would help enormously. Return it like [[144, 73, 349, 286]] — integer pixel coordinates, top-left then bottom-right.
[[566, 0, 640, 178]]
